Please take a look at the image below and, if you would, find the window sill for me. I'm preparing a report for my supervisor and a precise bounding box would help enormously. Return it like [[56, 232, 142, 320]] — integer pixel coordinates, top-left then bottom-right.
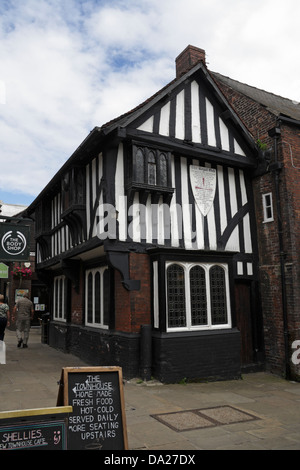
[[262, 219, 274, 223], [126, 182, 174, 204], [85, 323, 109, 330], [166, 325, 232, 333], [153, 327, 239, 338]]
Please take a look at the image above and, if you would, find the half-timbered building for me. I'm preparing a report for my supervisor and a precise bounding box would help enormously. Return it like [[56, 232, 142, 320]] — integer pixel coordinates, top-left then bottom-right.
[[24, 46, 267, 382]]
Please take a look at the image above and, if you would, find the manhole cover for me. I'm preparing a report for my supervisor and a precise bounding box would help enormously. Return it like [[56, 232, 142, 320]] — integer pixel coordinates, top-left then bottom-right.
[[151, 406, 259, 432]]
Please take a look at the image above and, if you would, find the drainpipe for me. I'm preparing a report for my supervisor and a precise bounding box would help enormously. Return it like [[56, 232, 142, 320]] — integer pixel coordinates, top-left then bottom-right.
[[268, 126, 290, 380]]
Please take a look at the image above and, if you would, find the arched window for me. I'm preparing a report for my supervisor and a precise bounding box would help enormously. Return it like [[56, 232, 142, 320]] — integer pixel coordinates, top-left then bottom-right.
[[103, 268, 110, 326], [85, 267, 109, 328], [190, 265, 207, 326], [158, 152, 167, 186], [87, 272, 93, 324], [94, 271, 101, 324], [136, 148, 145, 183], [167, 264, 186, 328], [54, 278, 59, 319], [53, 275, 66, 322], [165, 262, 231, 331], [132, 145, 171, 187], [210, 265, 227, 325], [147, 151, 156, 185]]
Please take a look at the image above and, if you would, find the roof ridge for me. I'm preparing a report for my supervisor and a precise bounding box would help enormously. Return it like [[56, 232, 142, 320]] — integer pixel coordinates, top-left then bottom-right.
[[212, 71, 300, 106]]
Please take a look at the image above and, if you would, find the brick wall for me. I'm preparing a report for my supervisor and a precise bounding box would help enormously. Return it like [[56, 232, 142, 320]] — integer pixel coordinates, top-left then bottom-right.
[[71, 275, 83, 325], [280, 125, 300, 378], [114, 253, 151, 333], [217, 79, 300, 378]]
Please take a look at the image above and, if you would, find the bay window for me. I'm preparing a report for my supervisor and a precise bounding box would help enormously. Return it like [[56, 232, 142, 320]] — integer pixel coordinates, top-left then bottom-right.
[[166, 262, 231, 331]]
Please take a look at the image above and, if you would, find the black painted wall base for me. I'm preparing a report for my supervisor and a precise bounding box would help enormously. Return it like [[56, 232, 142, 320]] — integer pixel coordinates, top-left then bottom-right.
[[48, 323, 242, 383], [152, 328, 242, 383], [49, 322, 140, 379]]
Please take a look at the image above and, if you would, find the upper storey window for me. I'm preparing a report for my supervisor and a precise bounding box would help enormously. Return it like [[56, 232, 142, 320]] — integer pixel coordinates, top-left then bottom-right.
[[262, 193, 274, 223], [133, 144, 172, 188], [61, 166, 85, 212], [147, 151, 156, 185], [128, 143, 174, 203]]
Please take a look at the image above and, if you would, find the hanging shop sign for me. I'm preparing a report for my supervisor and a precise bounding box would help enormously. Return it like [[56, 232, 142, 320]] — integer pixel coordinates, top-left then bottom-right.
[[0, 224, 30, 261]]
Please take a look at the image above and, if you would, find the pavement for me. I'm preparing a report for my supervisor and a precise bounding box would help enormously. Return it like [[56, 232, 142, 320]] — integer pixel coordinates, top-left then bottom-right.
[[1, 327, 300, 451]]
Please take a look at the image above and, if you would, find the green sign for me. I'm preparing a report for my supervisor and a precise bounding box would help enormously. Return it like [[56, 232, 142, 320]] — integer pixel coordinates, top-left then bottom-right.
[[0, 224, 30, 261], [0, 263, 8, 278]]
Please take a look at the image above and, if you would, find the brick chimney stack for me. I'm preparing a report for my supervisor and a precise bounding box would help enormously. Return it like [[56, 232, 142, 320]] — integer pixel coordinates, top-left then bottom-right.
[[175, 45, 206, 78]]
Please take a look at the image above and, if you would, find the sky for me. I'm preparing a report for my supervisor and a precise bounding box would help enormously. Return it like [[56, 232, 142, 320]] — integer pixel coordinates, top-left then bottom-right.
[[0, 0, 299, 207]]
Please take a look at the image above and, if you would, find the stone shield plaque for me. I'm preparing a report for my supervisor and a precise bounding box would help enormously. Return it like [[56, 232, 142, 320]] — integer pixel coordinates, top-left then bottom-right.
[[189, 166, 216, 216]]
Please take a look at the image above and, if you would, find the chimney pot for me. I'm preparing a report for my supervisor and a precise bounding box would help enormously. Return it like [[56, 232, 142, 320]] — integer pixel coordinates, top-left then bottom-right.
[[175, 45, 206, 78]]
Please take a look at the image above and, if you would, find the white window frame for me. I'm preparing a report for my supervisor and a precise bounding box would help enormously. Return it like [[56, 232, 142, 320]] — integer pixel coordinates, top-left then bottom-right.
[[85, 266, 109, 329], [262, 192, 274, 223], [53, 275, 66, 322], [165, 261, 231, 332]]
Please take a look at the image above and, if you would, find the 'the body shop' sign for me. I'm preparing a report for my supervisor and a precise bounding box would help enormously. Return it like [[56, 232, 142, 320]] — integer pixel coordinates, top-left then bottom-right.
[[0, 224, 30, 261]]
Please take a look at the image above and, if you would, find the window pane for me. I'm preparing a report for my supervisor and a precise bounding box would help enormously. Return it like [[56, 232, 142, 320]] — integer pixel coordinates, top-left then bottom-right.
[[54, 279, 58, 318], [210, 266, 227, 324], [167, 264, 186, 327], [103, 269, 110, 326], [190, 266, 207, 325], [59, 278, 63, 319], [159, 152, 167, 186], [148, 151, 156, 185], [136, 148, 144, 182], [87, 272, 93, 324], [266, 206, 272, 219], [94, 271, 101, 324]]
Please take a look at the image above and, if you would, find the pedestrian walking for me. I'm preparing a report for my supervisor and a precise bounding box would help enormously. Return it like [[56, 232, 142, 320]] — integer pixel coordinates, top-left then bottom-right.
[[13, 293, 34, 348], [0, 294, 10, 341]]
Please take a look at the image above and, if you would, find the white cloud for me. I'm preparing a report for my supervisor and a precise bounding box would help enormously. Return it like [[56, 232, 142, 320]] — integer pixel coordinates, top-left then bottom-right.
[[0, 0, 299, 205]]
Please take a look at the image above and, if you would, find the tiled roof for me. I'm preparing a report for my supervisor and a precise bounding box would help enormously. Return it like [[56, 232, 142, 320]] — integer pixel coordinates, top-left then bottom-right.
[[212, 72, 300, 121]]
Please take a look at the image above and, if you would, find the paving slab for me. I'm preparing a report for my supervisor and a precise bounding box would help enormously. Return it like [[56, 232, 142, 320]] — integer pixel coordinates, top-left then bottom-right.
[[1, 328, 300, 450]]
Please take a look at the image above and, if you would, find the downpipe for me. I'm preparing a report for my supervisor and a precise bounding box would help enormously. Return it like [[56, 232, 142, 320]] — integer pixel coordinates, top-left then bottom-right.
[[268, 126, 290, 380]]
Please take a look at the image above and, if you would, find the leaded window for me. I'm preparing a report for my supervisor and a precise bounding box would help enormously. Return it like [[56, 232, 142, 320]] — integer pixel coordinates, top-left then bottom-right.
[[147, 151, 157, 185], [210, 265, 227, 325], [166, 262, 231, 331], [167, 264, 186, 328], [132, 145, 171, 188], [136, 148, 145, 183], [190, 265, 207, 325], [158, 152, 167, 186]]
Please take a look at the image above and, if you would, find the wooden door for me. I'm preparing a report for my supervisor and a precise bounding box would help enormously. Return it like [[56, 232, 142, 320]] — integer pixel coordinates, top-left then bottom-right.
[[235, 281, 253, 365]]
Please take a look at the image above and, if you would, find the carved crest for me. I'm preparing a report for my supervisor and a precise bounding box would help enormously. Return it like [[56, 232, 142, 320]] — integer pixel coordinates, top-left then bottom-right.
[[189, 165, 216, 216]]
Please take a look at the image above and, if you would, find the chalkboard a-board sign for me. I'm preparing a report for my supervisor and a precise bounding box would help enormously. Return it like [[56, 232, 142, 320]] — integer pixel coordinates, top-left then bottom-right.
[[0, 406, 72, 450], [57, 367, 128, 450]]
